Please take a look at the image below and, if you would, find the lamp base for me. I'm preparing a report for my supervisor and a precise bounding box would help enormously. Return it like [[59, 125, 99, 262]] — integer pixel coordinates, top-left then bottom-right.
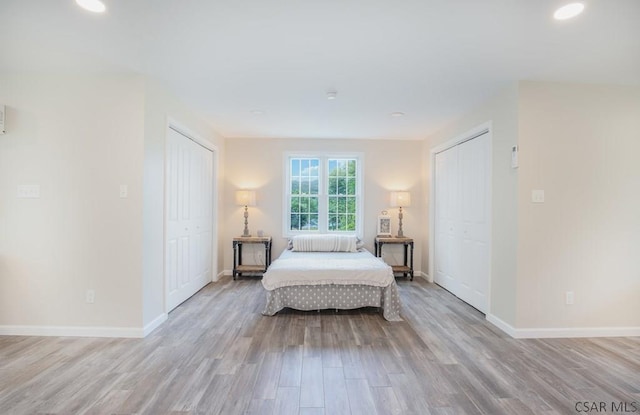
[[242, 205, 251, 237]]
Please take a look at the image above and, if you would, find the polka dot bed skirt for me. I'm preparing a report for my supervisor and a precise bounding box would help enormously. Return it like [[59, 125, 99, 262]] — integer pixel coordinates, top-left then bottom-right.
[[262, 281, 402, 321]]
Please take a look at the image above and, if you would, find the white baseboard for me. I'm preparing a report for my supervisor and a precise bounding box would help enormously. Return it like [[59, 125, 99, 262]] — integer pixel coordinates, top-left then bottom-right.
[[142, 313, 167, 337], [212, 270, 227, 282], [0, 324, 145, 338], [222, 269, 233, 276], [486, 314, 518, 337], [416, 271, 432, 282], [0, 315, 170, 338], [486, 313, 640, 339]]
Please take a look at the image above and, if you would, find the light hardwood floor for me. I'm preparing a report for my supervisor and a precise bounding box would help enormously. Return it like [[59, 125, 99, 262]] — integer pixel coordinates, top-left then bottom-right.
[[1, 277, 638, 414]]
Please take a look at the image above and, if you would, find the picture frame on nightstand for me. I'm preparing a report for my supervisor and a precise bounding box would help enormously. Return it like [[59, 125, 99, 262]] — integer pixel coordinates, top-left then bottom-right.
[[377, 215, 392, 236]]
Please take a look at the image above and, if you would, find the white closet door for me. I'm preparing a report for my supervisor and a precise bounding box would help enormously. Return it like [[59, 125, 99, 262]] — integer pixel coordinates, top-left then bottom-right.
[[434, 132, 490, 313], [434, 146, 460, 294], [166, 128, 213, 312], [457, 133, 490, 312]]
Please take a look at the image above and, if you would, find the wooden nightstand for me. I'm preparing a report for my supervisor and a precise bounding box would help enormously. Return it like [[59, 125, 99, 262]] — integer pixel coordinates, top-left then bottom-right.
[[232, 236, 272, 280], [375, 236, 414, 280]]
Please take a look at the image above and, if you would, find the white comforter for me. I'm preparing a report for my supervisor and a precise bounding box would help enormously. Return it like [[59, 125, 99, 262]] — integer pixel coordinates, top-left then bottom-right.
[[261, 249, 394, 290]]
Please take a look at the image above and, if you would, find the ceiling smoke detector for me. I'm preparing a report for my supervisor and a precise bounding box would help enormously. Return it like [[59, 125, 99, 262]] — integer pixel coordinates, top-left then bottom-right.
[[326, 91, 338, 100]]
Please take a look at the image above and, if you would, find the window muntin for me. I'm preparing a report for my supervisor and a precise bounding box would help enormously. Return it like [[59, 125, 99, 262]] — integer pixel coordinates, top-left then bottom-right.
[[285, 154, 362, 235], [327, 159, 357, 231], [290, 158, 319, 231]]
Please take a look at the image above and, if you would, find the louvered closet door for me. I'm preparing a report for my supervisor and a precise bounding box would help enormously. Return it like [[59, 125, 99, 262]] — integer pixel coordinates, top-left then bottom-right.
[[434, 132, 490, 313], [166, 128, 213, 312]]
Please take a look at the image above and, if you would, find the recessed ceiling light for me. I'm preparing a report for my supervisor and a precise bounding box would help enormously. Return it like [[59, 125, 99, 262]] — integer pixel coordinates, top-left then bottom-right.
[[390, 112, 405, 118], [326, 91, 337, 100], [553, 3, 585, 20], [76, 0, 106, 13]]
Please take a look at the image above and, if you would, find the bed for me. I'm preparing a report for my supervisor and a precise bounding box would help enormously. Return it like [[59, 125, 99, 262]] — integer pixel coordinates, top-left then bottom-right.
[[261, 235, 402, 321]]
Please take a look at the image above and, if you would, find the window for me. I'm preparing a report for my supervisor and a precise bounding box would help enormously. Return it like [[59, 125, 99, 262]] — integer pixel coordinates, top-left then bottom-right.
[[285, 153, 363, 235], [289, 158, 320, 231]]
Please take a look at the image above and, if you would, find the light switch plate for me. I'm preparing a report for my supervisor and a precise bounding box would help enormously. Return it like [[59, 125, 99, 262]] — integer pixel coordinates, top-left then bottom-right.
[[532, 189, 545, 203], [119, 185, 128, 198], [17, 185, 40, 198]]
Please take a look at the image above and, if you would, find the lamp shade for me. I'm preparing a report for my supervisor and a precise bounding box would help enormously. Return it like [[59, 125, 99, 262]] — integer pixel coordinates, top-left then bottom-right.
[[390, 191, 411, 207], [235, 190, 256, 206]]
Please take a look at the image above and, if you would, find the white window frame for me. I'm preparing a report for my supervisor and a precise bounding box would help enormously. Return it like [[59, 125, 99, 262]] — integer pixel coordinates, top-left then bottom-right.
[[283, 152, 364, 238]]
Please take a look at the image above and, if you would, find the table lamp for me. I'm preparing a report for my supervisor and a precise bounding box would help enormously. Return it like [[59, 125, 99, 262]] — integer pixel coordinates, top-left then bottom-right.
[[390, 191, 411, 238]]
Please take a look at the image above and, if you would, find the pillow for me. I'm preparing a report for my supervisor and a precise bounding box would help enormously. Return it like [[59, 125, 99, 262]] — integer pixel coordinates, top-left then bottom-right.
[[287, 236, 364, 250], [291, 234, 358, 252]]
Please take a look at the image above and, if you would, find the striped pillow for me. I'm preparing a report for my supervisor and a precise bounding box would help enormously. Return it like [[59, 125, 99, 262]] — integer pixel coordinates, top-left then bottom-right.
[[291, 234, 358, 252]]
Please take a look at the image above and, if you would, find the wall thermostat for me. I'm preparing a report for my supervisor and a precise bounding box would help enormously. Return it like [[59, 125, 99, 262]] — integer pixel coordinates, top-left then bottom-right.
[[0, 105, 5, 134], [511, 145, 519, 168]]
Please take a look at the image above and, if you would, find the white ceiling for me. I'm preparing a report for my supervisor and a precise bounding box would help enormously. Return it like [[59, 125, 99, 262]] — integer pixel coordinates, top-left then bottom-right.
[[1, 0, 639, 140]]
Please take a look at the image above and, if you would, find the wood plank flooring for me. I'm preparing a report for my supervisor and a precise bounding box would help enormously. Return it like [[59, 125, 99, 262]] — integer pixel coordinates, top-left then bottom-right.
[[1, 277, 638, 414]]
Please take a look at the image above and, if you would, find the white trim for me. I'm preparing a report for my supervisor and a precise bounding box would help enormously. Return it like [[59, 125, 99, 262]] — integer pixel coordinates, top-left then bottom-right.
[[167, 118, 219, 153], [486, 313, 518, 337], [0, 325, 145, 338], [164, 118, 219, 314], [486, 314, 640, 339], [222, 269, 233, 276], [142, 313, 167, 337], [416, 271, 433, 282], [429, 121, 493, 314], [430, 121, 492, 154]]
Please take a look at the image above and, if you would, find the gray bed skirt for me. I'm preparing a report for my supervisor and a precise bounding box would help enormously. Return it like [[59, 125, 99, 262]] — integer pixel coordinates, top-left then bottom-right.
[[262, 281, 402, 321]]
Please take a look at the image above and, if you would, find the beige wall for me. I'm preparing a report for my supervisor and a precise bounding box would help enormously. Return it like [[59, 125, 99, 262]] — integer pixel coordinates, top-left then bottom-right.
[[426, 84, 520, 325], [516, 81, 640, 329], [426, 80, 640, 333], [0, 72, 224, 334], [224, 138, 424, 274], [142, 79, 225, 327], [2, 72, 635, 336], [0, 73, 146, 329]]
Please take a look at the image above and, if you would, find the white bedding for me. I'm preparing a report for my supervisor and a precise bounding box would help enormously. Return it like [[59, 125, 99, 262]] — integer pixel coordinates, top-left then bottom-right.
[[261, 249, 394, 290]]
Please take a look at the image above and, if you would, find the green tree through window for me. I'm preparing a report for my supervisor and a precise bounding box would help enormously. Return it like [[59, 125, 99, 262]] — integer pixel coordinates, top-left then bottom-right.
[[287, 155, 361, 234], [290, 158, 319, 231], [327, 159, 357, 231]]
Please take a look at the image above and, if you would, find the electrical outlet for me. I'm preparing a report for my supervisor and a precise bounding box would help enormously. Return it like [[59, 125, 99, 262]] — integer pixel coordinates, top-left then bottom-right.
[[565, 291, 574, 305], [86, 289, 95, 304]]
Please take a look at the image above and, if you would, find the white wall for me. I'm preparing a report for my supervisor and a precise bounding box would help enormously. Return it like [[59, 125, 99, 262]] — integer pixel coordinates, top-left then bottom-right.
[[516, 81, 640, 330], [426, 84, 520, 325], [0, 73, 146, 331], [224, 138, 424, 275]]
